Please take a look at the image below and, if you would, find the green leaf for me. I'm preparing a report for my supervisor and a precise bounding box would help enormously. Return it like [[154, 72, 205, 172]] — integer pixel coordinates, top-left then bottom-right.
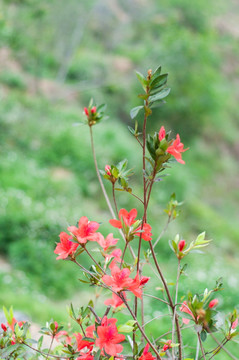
[[94, 348, 101, 360], [38, 335, 44, 350], [201, 330, 207, 342], [151, 66, 161, 80], [150, 73, 168, 90], [135, 71, 147, 90], [130, 106, 144, 119], [148, 88, 171, 103]]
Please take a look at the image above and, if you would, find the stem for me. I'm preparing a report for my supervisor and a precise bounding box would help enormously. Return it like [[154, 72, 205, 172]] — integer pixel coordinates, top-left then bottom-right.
[[82, 245, 106, 275], [143, 293, 170, 306], [22, 341, 69, 359], [112, 183, 118, 214], [120, 243, 128, 269], [120, 294, 162, 360], [148, 241, 183, 360], [195, 336, 200, 360], [197, 332, 206, 360], [46, 336, 54, 360], [130, 192, 144, 205], [206, 327, 237, 360], [153, 216, 171, 249], [89, 125, 136, 260], [172, 259, 181, 360]]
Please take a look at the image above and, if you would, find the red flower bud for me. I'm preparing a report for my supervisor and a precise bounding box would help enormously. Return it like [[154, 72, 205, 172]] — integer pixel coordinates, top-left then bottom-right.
[[91, 106, 96, 114], [105, 165, 111, 176], [1, 323, 7, 332], [54, 321, 58, 331], [84, 107, 89, 116], [139, 276, 150, 286], [178, 239, 185, 252], [158, 126, 166, 141], [232, 318, 238, 329], [208, 299, 218, 309]]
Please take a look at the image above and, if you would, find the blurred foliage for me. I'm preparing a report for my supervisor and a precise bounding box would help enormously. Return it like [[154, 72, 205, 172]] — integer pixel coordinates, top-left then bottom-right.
[[0, 0, 239, 322]]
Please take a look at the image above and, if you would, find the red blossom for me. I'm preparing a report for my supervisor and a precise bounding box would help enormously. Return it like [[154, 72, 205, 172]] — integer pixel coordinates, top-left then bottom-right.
[[104, 292, 127, 309], [68, 216, 99, 244], [180, 301, 195, 324], [96, 233, 118, 251], [109, 209, 152, 241], [85, 324, 95, 338], [166, 134, 189, 164], [76, 351, 94, 360], [102, 264, 149, 298], [139, 344, 156, 360], [54, 232, 79, 260], [104, 248, 122, 264], [55, 330, 72, 345], [208, 299, 218, 309], [158, 126, 166, 141], [91, 106, 97, 114], [84, 107, 89, 116], [74, 333, 94, 352], [178, 239, 186, 252], [95, 316, 125, 356]]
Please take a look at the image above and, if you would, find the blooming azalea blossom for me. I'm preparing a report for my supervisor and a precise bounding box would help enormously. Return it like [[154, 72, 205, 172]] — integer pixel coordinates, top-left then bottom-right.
[[68, 216, 99, 244], [109, 209, 152, 241], [74, 333, 94, 351], [208, 299, 219, 309], [96, 233, 118, 251], [95, 316, 125, 356], [76, 351, 94, 360], [54, 232, 79, 260], [104, 292, 128, 309], [139, 344, 156, 360], [102, 264, 149, 298], [158, 126, 166, 141], [166, 134, 189, 164], [180, 301, 195, 324]]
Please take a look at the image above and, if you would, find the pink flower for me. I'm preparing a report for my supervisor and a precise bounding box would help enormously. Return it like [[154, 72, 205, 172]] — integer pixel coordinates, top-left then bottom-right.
[[180, 301, 195, 324], [84, 107, 89, 116], [162, 340, 172, 352], [104, 248, 122, 264], [55, 330, 72, 345], [96, 233, 118, 251], [104, 292, 127, 309], [178, 240, 186, 252], [68, 216, 99, 244], [139, 344, 156, 360], [158, 126, 166, 141], [54, 232, 79, 260], [95, 316, 125, 356], [208, 299, 218, 309], [109, 209, 152, 241], [105, 165, 111, 176], [76, 351, 94, 360], [232, 318, 238, 330], [127, 272, 150, 298], [166, 134, 189, 164]]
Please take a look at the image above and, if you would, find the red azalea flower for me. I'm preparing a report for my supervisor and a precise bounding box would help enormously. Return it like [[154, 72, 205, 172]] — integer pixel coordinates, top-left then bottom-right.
[[76, 351, 94, 360], [180, 301, 195, 324], [74, 333, 94, 351], [139, 344, 156, 360], [127, 272, 150, 298], [85, 324, 95, 338], [102, 264, 132, 293], [95, 316, 125, 356], [158, 126, 166, 141], [104, 292, 128, 309], [68, 216, 99, 244], [96, 233, 118, 251], [55, 330, 72, 345], [109, 209, 152, 241], [54, 232, 79, 260], [166, 134, 189, 164], [208, 299, 218, 309]]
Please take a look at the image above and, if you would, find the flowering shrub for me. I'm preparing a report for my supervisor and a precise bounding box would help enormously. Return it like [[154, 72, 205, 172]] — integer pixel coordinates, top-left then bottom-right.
[[1, 66, 238, 360]]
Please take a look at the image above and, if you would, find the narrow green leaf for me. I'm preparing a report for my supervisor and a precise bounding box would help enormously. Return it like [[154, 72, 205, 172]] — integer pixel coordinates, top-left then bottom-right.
[[148, 88, 171, 103], [130, 106, 144, 119], [150, 73, 168, 90], [135, 71, 147, 90]]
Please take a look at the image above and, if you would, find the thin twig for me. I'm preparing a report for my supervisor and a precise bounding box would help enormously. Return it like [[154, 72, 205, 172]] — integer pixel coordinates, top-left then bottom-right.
[[197, 332, 206, 360], [172, 259, 181, 360], [153, 216, 171, 249]]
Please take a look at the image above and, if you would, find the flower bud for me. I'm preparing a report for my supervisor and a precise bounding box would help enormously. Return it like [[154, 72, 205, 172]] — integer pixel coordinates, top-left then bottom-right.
[[84, 107, 89, 116], [208, 299, 218, 309], [232, 318, 238, 329], [91, 106, 97, 114], [54, 321, 58, 331], [1, 323, 7, 332], [178, 239, 185, 252], [105, 165, 111, 176], [158, 126, 166, 141]]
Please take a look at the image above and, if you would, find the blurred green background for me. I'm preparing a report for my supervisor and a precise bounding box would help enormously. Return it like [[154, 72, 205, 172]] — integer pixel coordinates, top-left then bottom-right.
[[0, 0, 239, 357]]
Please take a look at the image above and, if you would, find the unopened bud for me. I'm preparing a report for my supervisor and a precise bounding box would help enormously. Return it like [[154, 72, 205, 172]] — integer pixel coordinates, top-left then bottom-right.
[[84, 107, 89, 116], [147, 69, 152, 77], [178, 239, 186, 252], [196, 308, 206, 319], [232, 318, 238, 329], [91, 106, 97, 114], [105, 165, 111, 176], [1, 323, 7, 332], [208, 299, 218, 309]]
